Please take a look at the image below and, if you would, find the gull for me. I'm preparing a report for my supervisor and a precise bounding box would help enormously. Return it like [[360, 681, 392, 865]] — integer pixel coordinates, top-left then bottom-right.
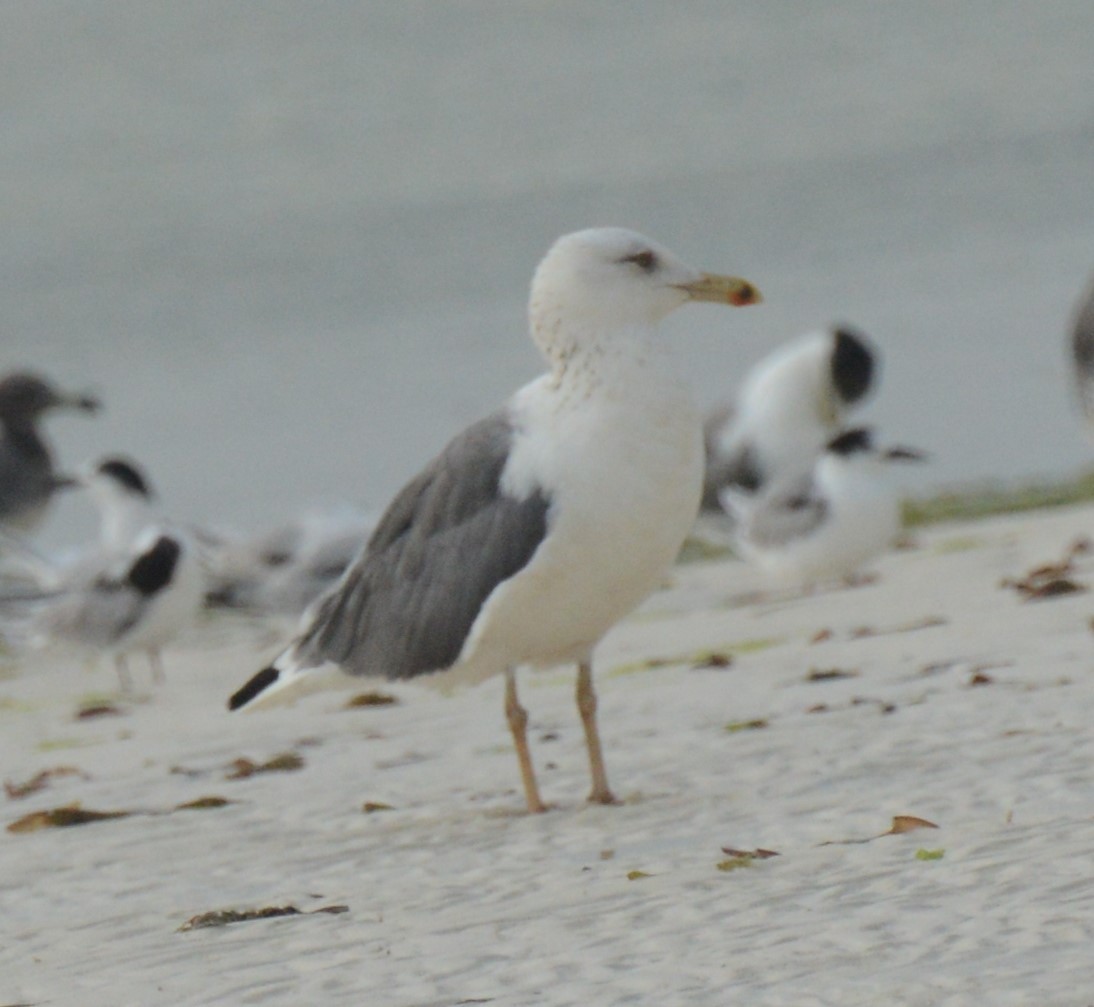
[[229, 227, 761, 813], [720, 427, 924, 588], [202, 504, 374, 616], [0, 457, 206, 690], [0, 371, 100, 532], [1070, 272, 1094, 426], [702, 326, 875, 508]]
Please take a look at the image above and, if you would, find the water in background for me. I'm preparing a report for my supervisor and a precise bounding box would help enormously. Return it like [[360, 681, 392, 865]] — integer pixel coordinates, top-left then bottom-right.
[[3, 2, 1094, 547]]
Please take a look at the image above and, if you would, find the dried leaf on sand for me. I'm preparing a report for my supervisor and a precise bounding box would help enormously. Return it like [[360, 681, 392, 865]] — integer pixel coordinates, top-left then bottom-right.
[[886, 815, 940, 835], [1001, 538, 1091, 600], [717, 848, 780, 872], [5, 766, 88, 800], [7, 804, 132, 833], [362, 801, 395, 813], [724, 719, 769, 733], [75, 702, 126, 720], [9, 794, 236, 833], [226, 752, 304, 779], [806, 668, 858, 682], [821, 814, 940, 845], [178, 904, 348, 931], [175, 796, 234, 811], [720, 847, 780, 859], [344, 691, 398, 709]]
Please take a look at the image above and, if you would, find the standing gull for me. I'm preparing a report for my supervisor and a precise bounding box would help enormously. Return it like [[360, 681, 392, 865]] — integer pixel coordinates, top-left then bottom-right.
[[0, 371, 100, 532], [202, 504, 375, 616], [0, 458, 205, 690], [229, 227, 761, 813], [702, 326, 875, 508]]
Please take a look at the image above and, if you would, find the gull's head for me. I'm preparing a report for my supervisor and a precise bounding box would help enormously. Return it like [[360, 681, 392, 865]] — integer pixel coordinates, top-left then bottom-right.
[[529, 228, 760, 361], [0, 371, 101, 426], [742, 326, 876, 431]]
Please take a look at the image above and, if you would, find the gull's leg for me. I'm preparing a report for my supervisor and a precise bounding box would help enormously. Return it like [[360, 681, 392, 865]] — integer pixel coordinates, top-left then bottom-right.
[[504, 668, 547, 813], [114, 654, 133, 692], [576, 661, 618, 805], [149, 648, 166, 684]]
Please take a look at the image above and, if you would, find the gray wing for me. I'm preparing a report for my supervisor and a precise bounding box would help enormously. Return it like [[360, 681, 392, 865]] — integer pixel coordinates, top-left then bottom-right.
[[31, 537, 179, 646], [293, 410, 550, 679], [743, 472, 828, 548], [45, 578, 145, 646], [1071, 274, 1094, 423]]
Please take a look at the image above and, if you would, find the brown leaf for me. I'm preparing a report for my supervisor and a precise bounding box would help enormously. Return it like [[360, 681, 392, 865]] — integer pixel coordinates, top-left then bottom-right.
[[806, 668, 858, 682], [175, 796, 234, 811], [1002, 575, 1085, 600], [693, 652, 733, 670], [724, 719, 769, 733], [969, 671, 994, 687], [4, 766, 87, 800], [75, 703, 125, 720], [886, 815, 940, 835], [343, 691, 398, 709], [8, 804, 132, 833], [362, 801, 395, 814], [1002, 542, 1089, 601], [720, 846, 780, 859], [178, 903, 348, 931], [226, 752, 304, 780], [821, 815, 940, 846], [810, 628, 834, 644]]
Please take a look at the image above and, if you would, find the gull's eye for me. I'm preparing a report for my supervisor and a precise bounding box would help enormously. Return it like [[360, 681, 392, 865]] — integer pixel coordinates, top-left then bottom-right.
[[619, 249, 658, 273]]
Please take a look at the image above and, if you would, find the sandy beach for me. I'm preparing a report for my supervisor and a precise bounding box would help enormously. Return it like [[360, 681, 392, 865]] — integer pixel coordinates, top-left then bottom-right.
[[3, 501, 1094, 1005]]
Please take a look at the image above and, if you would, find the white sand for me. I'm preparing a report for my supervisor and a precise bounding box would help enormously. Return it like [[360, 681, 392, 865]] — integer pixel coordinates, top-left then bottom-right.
[[3, 503, 1094, 1005]]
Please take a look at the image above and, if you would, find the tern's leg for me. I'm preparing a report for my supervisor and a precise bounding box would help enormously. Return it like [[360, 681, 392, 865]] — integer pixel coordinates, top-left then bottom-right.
[[149, 649, 166, 684], [114, 654, 133, 692], [504, 668, 546, 814], [576, 661, 618, 805]]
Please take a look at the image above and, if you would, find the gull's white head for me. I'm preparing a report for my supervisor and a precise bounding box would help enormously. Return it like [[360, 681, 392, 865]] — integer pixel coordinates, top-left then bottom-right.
[[742, 326, 876, 431], [528, 228, 760, 365]]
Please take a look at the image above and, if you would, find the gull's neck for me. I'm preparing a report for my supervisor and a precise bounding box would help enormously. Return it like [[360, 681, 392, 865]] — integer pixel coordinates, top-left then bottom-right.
[[0, 419, 49, 459], [539, 321, 680, 402], [94, 492, 155, 551]]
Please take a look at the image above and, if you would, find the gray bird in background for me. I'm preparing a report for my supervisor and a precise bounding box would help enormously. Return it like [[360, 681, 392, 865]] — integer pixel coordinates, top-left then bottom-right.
[[1070, 274, 1094, 427], [0, 371, 100, 532]]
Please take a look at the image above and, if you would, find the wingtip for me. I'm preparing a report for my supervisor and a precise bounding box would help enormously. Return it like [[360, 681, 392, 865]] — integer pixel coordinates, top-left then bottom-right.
[[228, 665, 280, 711]]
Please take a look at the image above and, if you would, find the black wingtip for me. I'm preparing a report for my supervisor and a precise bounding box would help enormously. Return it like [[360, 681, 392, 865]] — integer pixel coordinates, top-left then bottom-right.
[[826, 426, 874, 456], [229, 665, 280, 711]]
